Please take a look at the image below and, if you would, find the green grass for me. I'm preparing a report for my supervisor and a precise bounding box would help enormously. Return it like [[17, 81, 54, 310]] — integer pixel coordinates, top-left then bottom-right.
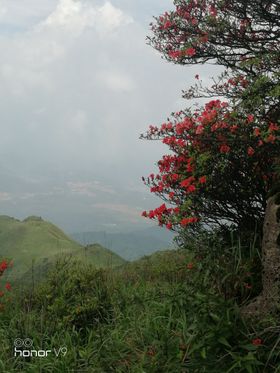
[[0, 234, 279, 372], [0, 216, 126, 283], [0, 251, 192, 372], [72, 244, 125, 268]]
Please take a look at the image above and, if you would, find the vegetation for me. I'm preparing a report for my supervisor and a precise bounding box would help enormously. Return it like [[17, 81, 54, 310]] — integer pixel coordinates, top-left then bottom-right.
[[71, 228, 175, 261], [0, 215, 125, 283], [142, 0, 280, 317], [0, 240, 280, 372], [0, 1, 279, 371]]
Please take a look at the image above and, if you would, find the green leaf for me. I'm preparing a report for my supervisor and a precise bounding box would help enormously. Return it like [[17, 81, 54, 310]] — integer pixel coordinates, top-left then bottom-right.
[[200, 347, 207, 359], [218, 337, 231, 348]]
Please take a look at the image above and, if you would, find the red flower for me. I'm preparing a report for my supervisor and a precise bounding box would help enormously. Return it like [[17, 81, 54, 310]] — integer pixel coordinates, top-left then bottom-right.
[[181, 217, 198, 226], [266, 134, 276, 143], [254, 128, 260, 136], [157, 203, 167, 214], [195, 125, 204, 134], [181, 218, 190, 226], [199, 176, 207, 184], [168, 50, 181, 59], [230, 125, 238, 133], [0, 291, 4, 297], [163, 20, 172, 29], [166, 222, 172, 230], [219, 144, 230, 153], [247, 147, 255, 156], [187, 185, 196, 193], [247, 114, 254, 123], [142, 211, 147, 217], [244, 283, 252, 289], [252, 338, 262, 346], [0, 260, 8, 272], [181, 176, 195, 188], [185, 48, 196, 57], [209, 5, 218, 17], [171, 173, 179, 182], [186, 262, 194, 269], [269, 123, 279, 132], [5, 283, 11, 291], [147, 347, 156, 356]]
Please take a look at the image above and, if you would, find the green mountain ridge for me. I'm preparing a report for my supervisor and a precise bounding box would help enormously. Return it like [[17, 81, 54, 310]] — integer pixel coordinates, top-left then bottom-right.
[[0, 215, 125, 282]]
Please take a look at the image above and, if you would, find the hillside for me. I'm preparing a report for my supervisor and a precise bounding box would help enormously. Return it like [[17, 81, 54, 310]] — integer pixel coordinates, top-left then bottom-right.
[[71, 227, 176, 261], [0, 215, 125, 281], [73, 244, 125, 268]]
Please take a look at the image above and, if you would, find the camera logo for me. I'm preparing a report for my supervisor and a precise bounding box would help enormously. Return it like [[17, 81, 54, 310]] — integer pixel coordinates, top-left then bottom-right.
[[14, 338, 33, 348], [13, 338, 67, 358]]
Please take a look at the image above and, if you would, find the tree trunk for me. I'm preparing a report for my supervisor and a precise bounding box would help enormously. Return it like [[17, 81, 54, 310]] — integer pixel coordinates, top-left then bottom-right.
[[241, 192, 280, 318]]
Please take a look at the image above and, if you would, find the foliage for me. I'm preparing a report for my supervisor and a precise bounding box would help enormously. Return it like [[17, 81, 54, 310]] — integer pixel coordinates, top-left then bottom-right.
[[141, 100, 280, 232], [148, 0, 279, 72], [31, 259, 114, 331], [0, 215, 125, 283], [0, 258, 12, 311], [0, 245, 280, 372], [148, 0, 280, 117], [142, 0, 280, 235]]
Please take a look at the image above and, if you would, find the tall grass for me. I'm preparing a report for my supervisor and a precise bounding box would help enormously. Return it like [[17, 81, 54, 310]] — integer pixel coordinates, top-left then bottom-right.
[[0, 240, 279, 372]]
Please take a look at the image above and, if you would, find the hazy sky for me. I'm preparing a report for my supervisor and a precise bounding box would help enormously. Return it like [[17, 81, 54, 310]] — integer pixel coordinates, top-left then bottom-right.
[[0, 0, 219, 233]]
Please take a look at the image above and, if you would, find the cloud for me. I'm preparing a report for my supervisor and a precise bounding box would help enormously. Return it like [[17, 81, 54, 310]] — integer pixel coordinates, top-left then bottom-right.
[[97, 70, 135, 93], [0, 0, 220, 232], [40, 0, 133, 36], [92, 203, 142, 223], [0, 192, 12, 201], [67, 180, 116, 197], [0, 0, 57, 29]]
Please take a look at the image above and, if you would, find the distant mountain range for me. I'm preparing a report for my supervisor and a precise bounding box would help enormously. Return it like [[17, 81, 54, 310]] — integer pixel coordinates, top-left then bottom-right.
[[0, 215, 125, 282], [70, 226, 176, 261]]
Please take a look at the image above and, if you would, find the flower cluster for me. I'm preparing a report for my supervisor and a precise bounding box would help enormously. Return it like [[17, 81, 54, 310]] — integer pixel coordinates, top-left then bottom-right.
[[141, 100, 280, 231], [0, 259, 12, 309], [148, 0, 279, 74]]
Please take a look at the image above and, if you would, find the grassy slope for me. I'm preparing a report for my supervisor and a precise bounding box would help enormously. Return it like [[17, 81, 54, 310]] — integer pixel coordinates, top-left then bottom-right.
[[0, 249, 194, 372], [71, 229, 175, 261], [73, 244, 125, 268], [0, 216, 125, 281], [1, 247, 275, 372]]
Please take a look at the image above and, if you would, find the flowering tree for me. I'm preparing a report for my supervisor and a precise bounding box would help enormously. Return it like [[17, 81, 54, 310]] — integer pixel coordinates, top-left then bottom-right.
[[141, 101, 279, 233], [142, 0, 280, 316], [148, 0, 279, 118]]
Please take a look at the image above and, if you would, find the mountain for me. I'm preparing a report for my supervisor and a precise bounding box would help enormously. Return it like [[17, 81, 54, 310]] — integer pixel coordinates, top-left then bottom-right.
[[0, 215, 125, 282], [71, 243, 125, 268], [70, 226, 176, 261]]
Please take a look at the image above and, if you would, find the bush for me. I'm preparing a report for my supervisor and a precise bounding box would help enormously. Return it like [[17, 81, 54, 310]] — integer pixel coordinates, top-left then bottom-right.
[[32, 258, 114, 331], [141, 100, 280, 234]]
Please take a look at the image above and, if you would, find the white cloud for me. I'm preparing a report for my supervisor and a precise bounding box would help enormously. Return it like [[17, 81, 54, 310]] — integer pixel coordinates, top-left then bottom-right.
[[40, 0, 133, 36], [94, 2, 133, 34], [67, 180, 116, 197], [0, 0, 57, 28], [0, 0, 219, 232], [97, 70, 135, 92]]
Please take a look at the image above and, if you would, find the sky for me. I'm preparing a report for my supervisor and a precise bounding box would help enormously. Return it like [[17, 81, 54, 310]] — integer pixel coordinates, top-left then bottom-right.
[[0, 0, 220, 233]]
